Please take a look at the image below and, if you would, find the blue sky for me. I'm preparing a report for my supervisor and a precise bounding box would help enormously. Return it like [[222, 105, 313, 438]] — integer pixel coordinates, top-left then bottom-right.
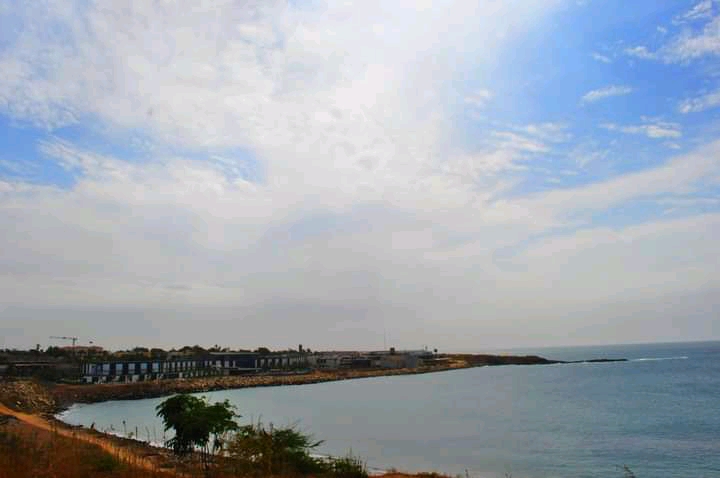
[[0, 0, 719, 350]]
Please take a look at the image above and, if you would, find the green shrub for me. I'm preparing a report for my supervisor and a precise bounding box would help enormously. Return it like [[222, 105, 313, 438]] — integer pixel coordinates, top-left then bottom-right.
[[228, 421, 328, 476], [328, 453, 368, 478], [156, 393, 239, 471]]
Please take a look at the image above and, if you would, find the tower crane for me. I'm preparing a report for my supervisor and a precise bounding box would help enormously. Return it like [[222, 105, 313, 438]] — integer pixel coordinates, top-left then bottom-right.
[[49, 336, 79, 354]]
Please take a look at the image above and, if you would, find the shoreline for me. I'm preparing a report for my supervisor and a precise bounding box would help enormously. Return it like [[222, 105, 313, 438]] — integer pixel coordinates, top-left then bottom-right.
[[1, 354, 628, 478], [1, 391, 454, 478], [1, 354, 629, 415], [52, 362, 472, 412], [3, 361, 470, 415]]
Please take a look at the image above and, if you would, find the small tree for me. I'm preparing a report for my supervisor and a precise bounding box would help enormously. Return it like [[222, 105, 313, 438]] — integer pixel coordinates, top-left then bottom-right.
[[156, 394, 239, 470], [228, 420, 326, 476]]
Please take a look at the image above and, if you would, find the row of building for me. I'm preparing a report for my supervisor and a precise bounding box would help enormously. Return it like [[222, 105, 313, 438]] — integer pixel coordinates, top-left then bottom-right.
[[81, 349, 436, 383]]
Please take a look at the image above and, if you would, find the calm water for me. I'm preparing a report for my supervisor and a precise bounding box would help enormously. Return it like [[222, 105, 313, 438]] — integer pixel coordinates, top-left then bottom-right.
[[59, 342, 720, 478]]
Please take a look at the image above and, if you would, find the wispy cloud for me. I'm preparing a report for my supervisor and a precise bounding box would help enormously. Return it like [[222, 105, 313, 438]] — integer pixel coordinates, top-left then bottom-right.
[[627, 11, 720, 64], [624, 45, 657, 60], [656, 196, 720, 208], [665, 16, 720, 62], [464, 89, 493, 108], [491, 131, 549, 153], [568, 144, 609, 168], [581, 85, 634, 103], [1, 0, 720, 349], [522, 122, 571, 143], [601, 120, 682, 139], [679, 88, 720, 113], [591, 52, 612, 63], [672, 0, 715, 24], [515, 140, 720, 219]]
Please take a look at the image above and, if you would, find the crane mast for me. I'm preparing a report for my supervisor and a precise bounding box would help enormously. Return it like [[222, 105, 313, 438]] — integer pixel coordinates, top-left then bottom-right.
[[49, 336, 79, 355]]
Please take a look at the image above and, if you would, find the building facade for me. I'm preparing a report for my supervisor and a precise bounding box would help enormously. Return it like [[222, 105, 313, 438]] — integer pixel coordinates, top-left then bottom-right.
[[81, 351, 310, 383]]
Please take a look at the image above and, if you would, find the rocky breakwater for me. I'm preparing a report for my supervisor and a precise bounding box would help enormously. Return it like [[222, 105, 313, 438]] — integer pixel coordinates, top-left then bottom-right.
[[451, 354, 628, 366], [0, 378, 57, 414], [50, 364, 469, 408], [452, 354, 563, 366], [2, 355, 627, 412]]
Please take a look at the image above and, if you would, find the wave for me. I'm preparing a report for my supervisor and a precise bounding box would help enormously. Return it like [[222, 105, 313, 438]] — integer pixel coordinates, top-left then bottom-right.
[[631, 356, 689, 362]]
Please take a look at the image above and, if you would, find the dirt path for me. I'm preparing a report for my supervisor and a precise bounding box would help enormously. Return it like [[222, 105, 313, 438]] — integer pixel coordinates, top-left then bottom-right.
[[0, 402, 168, 474]]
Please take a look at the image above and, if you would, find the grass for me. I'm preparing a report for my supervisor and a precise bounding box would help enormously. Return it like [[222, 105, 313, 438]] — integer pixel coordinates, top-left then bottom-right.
[[0, 414, 640, 478], [0, 420, 174, 478], [0, 414, 369, 478], [224, 420, 368, 478]]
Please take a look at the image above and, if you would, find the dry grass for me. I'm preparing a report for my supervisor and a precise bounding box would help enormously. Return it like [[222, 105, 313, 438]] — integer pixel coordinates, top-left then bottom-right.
[[0, 418, 177, 478], [0, 400, 446, 478]]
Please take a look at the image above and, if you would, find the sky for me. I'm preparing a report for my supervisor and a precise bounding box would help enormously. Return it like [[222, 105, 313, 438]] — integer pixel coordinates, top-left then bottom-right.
[[0, 0, 719, 352]]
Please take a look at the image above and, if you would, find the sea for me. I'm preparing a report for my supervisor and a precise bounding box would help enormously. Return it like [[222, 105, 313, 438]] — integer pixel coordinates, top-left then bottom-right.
[[58, 341, 720, 478]]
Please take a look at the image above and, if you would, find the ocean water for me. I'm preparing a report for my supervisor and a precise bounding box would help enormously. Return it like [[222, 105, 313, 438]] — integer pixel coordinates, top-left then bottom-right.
[[58, 341, 720, 478]]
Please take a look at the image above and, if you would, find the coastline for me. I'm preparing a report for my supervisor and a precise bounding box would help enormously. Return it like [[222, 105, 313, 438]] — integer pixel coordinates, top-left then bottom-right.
[[2, 361, 469, 415], [1, 354, 628, 478], [1, 354, 628, 415], [52, 362, 471, 412]]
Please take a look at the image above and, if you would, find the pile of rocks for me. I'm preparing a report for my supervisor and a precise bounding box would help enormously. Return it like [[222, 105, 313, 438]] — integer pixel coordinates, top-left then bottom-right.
[[0, 379, 57, 413]]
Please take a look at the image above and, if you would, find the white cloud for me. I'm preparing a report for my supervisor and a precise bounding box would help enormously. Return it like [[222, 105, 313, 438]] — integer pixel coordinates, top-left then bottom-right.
[[491, 131, 549, 153], [1, 0, 720, 349], [656, 196, 720, 208], [626, 8, 720, 64], [484, 140, 720, 236], [624, 45, 656, 60], [673, 0, 715, 24], [522, 122, 571, 143], [464, 89, 493, 108], [591, 52, 612, 63], [679, 88, 720, 113], [601, 120, 682, 139], [509, 213, 720, 302], [581, 85, 634, 103], [2, 138, 720, 349], [665, 16, 720, 61], [568, 145, 608, 167], [0, 0, 560, 209]]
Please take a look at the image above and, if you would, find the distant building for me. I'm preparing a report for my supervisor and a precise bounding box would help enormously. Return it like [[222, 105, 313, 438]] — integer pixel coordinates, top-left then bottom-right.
[[59, 345, 104, 357], [307, 349, 435, 370], [81, 357, 214, 383], [207, 352, 258, 374], [79, 348, 435, 383], [81, 350, 310, 383], [256, 352, 307, 370]]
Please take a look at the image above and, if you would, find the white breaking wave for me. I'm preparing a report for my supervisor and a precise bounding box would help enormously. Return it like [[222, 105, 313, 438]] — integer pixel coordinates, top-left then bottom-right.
[[632, 356, 689, 362]]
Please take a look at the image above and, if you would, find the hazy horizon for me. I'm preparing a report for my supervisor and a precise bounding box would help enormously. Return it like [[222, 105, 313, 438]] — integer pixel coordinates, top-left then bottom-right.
[[1, 1, 719, 350]]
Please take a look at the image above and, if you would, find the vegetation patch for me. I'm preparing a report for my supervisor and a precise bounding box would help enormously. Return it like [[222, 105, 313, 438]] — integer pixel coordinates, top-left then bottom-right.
[[156, 393, 369, 478]]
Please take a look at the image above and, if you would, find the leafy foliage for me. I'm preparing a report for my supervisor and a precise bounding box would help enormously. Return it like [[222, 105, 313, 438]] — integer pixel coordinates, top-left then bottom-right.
[[228, 420, 323, 476], [226, 420, 367, 478], [156, 393, 238, 469], [329, 453, 369, 478]]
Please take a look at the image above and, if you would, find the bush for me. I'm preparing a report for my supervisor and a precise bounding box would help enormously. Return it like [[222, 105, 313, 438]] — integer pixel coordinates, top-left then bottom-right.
[[329, 453, 368, 478], [156, 393, 239, 470], [227, 422, 369, 478], [227, 421, 328, 476]]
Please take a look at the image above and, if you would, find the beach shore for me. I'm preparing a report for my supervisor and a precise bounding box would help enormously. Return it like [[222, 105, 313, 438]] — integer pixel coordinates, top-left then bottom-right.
[[1, 354, 618, 477]]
